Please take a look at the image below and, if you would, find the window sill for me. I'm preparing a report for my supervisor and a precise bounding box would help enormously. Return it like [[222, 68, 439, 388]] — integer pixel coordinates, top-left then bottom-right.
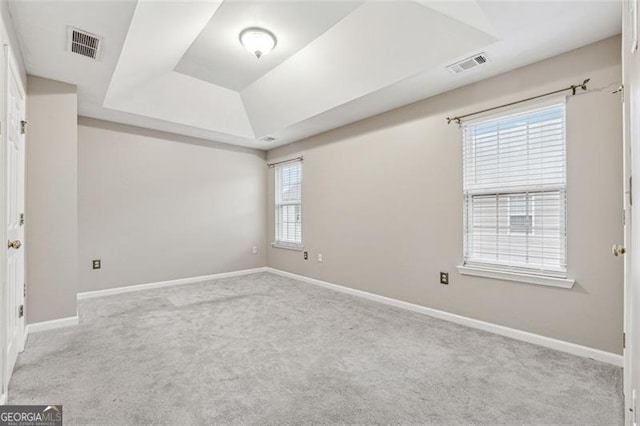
[[271, 242, 304, 251], [457, 265, 575, 289]]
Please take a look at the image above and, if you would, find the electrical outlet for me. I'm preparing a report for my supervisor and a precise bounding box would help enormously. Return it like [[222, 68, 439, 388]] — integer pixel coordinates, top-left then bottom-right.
[[252, 246, 258, 254], [440, 272, 449, 285], [303, 251, 308, 260], [92, 259, 101, 270], [317, 253, 323, 262]]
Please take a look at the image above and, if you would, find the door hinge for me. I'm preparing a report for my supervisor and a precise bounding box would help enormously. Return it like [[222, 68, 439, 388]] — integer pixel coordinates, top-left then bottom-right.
[[20, 120, 27, 135], [19, 213, 24, 226], [18, 305, 23, 318], [624, 332, 626, 349], [631, 176, 633, 206], [23, 282, 26, 298]]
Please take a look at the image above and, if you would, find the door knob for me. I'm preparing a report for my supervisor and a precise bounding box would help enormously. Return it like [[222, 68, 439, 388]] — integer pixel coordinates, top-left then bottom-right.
[[612, 244, 626, 256], [7, 240, 21, 250]]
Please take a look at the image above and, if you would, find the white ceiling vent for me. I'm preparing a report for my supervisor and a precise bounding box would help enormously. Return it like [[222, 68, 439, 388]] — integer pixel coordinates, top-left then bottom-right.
[[259, 136, 277, 142], [446, 53, 489, 74], [67, 27, 102, 60]]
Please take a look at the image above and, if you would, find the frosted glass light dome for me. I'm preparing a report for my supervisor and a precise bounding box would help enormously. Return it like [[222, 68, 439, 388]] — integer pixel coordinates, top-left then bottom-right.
[[239, 28, 277, 59]]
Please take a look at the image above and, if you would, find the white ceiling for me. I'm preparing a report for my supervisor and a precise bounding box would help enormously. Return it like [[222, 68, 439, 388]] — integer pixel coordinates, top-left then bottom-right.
[[8, 0, 622, 150]]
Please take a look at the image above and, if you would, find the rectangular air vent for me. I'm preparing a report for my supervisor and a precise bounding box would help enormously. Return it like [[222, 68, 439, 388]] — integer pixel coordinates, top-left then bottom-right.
[[67, 27, 102, 60], [446, 53, 489, 74], [259, 136, 277, 142]]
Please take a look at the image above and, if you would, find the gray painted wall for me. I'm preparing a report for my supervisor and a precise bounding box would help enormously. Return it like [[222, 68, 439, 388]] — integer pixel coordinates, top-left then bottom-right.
[[77, 118, 267, 292], [26, 75, 78, 323], [266, 36, 624, 354]]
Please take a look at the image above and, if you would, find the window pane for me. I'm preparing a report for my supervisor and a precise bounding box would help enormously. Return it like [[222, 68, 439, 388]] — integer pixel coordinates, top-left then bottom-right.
[[466, 191, 565, 272], [464, 105, 565, 192], [277, 205, 302, 244], [277, 162, 302, 203]]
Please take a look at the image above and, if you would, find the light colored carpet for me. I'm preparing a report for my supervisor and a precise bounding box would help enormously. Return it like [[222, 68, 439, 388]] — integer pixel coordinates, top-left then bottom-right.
[[10, 272, 622, 425]]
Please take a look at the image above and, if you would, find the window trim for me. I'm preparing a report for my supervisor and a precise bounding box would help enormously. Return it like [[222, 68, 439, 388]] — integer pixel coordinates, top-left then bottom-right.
[[273, 159, 303, 249], [271, 242, 304, 251], [457, 265, 575, 289], [460, 97, 570, 285]]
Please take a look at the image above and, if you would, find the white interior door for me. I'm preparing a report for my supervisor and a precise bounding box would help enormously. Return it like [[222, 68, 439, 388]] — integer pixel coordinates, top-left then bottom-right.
[[3, 45, 24, 397], [623, 2, 640, 424]]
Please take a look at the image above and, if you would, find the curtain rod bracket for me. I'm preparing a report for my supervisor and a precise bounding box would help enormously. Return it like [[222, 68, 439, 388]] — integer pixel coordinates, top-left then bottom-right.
[[571, 78, 590, 96]]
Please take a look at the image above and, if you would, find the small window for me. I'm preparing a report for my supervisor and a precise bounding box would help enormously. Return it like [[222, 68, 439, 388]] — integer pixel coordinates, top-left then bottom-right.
[[462, 101, 567, 277], [274, 160, 302, 248]]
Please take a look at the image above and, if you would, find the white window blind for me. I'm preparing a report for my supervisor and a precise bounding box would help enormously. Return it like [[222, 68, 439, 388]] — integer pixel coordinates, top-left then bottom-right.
[[462, 100, 567, 277], [275, 160, 302, 246]]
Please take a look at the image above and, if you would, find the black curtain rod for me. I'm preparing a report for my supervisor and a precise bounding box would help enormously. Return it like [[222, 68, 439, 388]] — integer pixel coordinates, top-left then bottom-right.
[[267, 156, 303, 168], [446, 78, 590, 125]]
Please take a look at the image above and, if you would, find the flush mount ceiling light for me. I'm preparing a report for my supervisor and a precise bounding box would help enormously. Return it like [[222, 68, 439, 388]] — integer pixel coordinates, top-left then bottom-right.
[[239, 27, 277, 59]]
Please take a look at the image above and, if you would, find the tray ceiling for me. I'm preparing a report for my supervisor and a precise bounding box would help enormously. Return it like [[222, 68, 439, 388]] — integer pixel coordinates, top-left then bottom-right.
[[9, 0, 621, 150]]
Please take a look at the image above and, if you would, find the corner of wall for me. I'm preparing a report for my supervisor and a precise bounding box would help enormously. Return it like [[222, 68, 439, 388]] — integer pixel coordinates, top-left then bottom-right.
[[25, 76, 78, 324]]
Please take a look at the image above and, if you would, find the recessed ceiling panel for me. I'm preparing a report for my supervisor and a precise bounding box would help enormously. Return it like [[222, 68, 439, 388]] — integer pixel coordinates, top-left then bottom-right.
[[174, 0, 364, 91], [241, 0, 497, 137]]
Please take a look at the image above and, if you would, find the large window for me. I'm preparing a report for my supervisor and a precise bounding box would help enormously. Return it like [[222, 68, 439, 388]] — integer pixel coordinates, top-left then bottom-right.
[[462, 101, 567, 278], [274, 160, 302, 248]]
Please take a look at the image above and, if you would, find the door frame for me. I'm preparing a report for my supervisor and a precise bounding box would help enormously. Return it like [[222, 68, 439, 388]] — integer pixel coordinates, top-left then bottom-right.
[[623, 0, 631, 414], [0, 44, 6, 406], [623, 1, 640, 424]]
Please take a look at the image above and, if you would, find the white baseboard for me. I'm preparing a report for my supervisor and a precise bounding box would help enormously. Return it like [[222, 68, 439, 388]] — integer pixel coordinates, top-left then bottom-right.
[[77, 267, 268, 300], [265, 267, 623, 367], [25, 316, 79, 335]]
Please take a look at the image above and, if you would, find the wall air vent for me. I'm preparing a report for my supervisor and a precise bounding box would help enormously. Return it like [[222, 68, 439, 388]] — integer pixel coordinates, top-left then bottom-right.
[[67, 27, 102, 60], [446, 53, 489, 74], [259, 136, 277, 142]]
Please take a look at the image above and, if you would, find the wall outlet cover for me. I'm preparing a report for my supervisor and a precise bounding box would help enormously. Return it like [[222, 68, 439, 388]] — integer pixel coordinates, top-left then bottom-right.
[[440, 272, 449, 285]]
